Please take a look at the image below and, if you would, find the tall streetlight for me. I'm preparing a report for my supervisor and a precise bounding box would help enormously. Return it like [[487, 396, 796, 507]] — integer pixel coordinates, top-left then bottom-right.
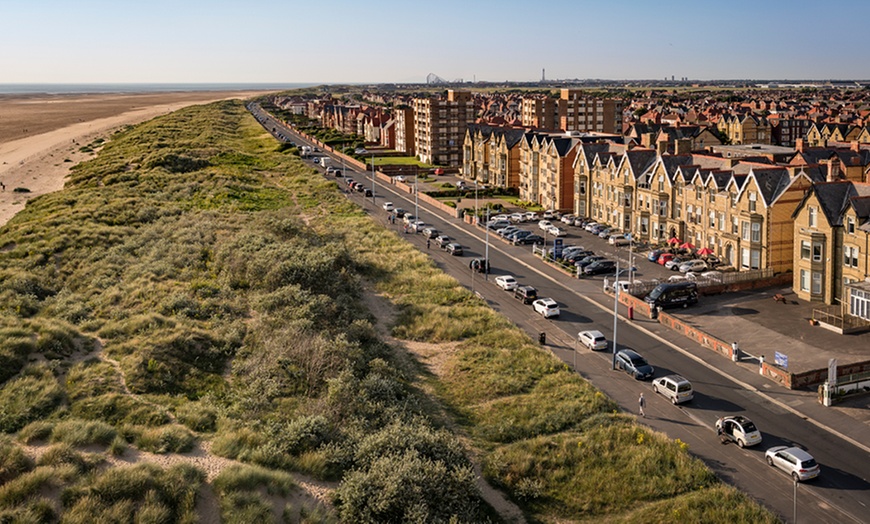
[[611, 258, 620, 370], [371, 153, 376, 204]]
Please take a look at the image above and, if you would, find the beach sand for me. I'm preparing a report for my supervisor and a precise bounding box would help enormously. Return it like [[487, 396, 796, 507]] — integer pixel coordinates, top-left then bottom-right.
[[0, 90, 272, 227]]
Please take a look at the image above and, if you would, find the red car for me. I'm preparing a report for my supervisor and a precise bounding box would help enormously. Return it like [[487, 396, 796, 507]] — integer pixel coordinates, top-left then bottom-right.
[[657, 253, 675, 266]]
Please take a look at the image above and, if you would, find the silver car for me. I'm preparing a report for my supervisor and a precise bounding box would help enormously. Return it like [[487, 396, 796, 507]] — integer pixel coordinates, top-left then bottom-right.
[[765, 446, 820, 482]]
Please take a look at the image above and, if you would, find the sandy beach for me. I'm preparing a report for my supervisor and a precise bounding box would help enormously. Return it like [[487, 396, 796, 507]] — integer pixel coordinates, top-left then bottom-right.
[[0, 91, 272, 227]]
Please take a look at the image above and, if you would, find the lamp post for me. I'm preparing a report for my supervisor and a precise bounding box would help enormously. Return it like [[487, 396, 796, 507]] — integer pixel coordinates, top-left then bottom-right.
[[612, 258, 620, 370], [371, 152, 376, 204]]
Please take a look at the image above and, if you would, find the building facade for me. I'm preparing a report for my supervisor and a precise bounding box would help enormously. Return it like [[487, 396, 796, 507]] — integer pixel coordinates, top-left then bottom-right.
[[413, 90, 476, 166]]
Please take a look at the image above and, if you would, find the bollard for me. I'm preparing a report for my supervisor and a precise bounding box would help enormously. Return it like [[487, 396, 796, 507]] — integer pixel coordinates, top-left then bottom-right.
[[539, 332, 546, 345], [628, 305, 634, 321], [759, 355, 765, 375], [731, 341, 739, 362]]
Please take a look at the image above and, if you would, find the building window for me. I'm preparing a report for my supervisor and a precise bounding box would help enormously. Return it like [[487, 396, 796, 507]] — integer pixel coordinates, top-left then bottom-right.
[[709, 211, 716, 228], [751, 249, 760, 270], [808, 206, 817, 228], [658, 176, 664, 192], [847, 216, 855, 234], [751, 222, 760, 242], [732, 217, 739, 235], [801, 240, 811, 260], [800, 269, 810, 292], [811, 272, 822, 294], [695, 187, 702, 199], [741, 221, 750, 241], [718, 212, 726, 231], [749, 192, 757, 212], [844, 246, 859, 268], [850, 288, 870, 320], [709, 190, 715, 203], [812, 243, 822, 262]]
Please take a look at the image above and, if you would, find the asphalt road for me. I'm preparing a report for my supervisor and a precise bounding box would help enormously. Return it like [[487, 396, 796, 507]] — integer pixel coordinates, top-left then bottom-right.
[[255, 105, 870, 524]]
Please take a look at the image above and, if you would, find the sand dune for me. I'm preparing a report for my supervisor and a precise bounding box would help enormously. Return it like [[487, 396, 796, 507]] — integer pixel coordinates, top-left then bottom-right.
[[0, 90, 272, 227]]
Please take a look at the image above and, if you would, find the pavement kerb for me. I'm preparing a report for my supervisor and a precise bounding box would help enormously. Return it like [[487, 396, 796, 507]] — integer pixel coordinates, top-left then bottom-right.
[[455, 220, 870, 457]]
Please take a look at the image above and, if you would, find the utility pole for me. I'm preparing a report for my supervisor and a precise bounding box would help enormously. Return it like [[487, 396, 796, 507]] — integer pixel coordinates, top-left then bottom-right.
[[612, 258, 620, 370], [371, 152, 376, 203]]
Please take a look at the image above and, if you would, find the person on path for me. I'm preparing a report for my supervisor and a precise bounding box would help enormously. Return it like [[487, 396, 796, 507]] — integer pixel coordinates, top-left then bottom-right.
[[427, 239, 431, 249], [638, 393, 646, 418]]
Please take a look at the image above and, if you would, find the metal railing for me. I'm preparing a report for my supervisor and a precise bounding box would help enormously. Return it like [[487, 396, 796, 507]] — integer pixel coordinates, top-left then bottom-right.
[[813, 305, 870, 331]]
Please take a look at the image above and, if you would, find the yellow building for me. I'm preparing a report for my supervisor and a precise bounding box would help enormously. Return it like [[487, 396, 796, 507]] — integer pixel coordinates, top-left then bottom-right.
[[413, 90, 476, 166], [462, 125, 525, 189], [518, 132, 577, 210], [792, 182, 870, 306], [717, 114, 771, 145]]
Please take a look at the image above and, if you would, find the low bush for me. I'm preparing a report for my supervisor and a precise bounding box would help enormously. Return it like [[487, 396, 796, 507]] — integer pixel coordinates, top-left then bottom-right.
[[36, 443, 102, 473], [213, 464, 296, 524], [0, 437, 33, 483], [17, 420, 54, 443], [0, 364, 64, 433], [50, 419, 117, 447], [175, 401, 217, 432], [133, 424, 195, 454]]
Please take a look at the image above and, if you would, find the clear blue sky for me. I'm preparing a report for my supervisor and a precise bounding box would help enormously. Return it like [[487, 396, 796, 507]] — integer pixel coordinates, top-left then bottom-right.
[[2, 0, 868, 84]]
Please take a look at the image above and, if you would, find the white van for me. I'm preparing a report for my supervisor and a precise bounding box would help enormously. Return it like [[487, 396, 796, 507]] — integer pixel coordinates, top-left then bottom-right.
[[652, 375, 693, 404]]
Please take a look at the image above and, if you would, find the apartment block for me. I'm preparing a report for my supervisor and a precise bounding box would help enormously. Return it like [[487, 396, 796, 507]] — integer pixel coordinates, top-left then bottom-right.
[[394, 107, 415, 156], [558, 89, 623, 134], [413, 90, 476, 166], [521, 96, 559, 130], [518, 132, 577, 211]]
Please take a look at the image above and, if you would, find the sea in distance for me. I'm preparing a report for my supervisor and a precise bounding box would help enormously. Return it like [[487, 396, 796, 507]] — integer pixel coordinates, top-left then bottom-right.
[[0, 83, 315, 95]]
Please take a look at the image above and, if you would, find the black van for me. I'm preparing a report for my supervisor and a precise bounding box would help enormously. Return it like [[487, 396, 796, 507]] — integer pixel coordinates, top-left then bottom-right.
[[644, 282, 698, 309], [514, 285, 538, 304]]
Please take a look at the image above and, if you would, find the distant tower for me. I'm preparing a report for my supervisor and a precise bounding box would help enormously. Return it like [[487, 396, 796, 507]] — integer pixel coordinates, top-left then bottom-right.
[[542, 68, 546, 82]]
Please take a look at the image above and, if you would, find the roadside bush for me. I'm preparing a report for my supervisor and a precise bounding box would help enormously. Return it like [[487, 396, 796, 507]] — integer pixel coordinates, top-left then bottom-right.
[[0, 364, 64, 433], [333, 449, 479, 523]]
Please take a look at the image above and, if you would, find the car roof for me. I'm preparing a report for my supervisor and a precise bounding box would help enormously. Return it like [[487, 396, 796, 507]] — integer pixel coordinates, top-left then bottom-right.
[[660, 374, 689, 383], [580, 330, 605, 338], [617, 348, 642, 358], [772, 446, 814, 461], [497, 275, 516, 280], [537, 298, 557, 305]]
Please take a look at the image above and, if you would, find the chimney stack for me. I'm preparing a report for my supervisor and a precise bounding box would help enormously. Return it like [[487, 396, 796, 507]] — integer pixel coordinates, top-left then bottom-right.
[[657, 135, 669, 156], [795, 138, 806, 153], [827, 156, 841, 182], [675, 138, 692, 155], [851, 140, 861, 153]]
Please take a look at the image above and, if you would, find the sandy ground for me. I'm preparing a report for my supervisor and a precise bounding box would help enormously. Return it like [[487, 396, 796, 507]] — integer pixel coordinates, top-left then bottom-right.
[[0, 91, 271, 227]]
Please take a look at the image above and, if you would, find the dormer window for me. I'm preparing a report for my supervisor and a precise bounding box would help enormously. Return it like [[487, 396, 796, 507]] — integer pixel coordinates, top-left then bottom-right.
[[847, 216, 855, 234], [749, 192, 757, 213], [808, 206, 817, 228]]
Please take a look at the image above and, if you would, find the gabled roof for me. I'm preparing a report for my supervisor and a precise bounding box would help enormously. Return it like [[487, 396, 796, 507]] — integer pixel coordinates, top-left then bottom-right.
[[849, 195, 870, 223], [798, 181, 855, 226], [623, 149, 658, 178], [746, 167, 792, 207]]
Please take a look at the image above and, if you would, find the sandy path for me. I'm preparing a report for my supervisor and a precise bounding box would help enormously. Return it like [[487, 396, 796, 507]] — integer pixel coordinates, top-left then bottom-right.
[[0, 91, 270, 227]]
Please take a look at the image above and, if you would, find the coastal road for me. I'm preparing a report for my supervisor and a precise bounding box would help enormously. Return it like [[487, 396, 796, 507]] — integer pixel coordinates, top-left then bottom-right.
[[256, 106, 870, 523]]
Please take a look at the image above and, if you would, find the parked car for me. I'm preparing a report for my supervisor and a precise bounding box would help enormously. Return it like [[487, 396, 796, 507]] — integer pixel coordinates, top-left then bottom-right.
[[648, 249, 664, 262], [516, 234, 544, 245], [679, 259, 708, 273], [524, 211, 539, 221], [409, 221, 427, 233], [583, 259, 617, 275], [598, 228, 613, 239], [514, 285, 538, 304], [589, 224, 606, 235], [615, 349, 654, 380], [469, 258, 489, 273], [564, 250, 595, 263], [421, 227, 440, 239], [507, 230, 532, 242], [542, 210, 556, 219], [572, 217, 588, 227], [403, 214, 416, 225], [560, 214, 576, 224], [700, 270, 723, 282], [574, 255, 605, 269], [665, 257, 687, 271], [394, 208, 406, 218], [510, 213, 526, 223], [494, 275, 518, 291], [652, 375, 694, 404], [538, 220, 554, 232], [609, 234, 632, 246], [499, 226, 520, 238], [657, 253, 675, 266], [533, 298, 560, 318], [644, 281, 699, 309], [395, 175, 406, 183], [584, 222, 600, 233], [578, 330, 608, 351], [434, 235, 452, 248], [547, 225, 568, 237], [716, 416, 762, 448], [382, 202, 394, 212], [765, 446, 820, 482], [445, 243, 464, 256], [487, 219, 511, 231], [705, 254, 723, 267]]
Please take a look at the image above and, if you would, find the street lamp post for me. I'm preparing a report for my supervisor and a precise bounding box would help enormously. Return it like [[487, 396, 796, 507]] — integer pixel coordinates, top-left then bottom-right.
[[612, 258, 620, 370], [371, 153, 376, 204]]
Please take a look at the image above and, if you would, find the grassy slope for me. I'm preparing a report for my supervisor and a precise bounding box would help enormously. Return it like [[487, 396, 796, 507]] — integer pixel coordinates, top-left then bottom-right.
[[0, 100, 775, 523]]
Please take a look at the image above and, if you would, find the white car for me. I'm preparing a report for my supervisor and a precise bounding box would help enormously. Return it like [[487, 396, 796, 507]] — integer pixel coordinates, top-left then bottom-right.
[[546, 225, 567, 237], [765, 446, 820, 482], [532, 298, 560, 318], [395, 175, 406, 183], [494, 275, 519, 291], [608, 234, 632, 246], [700, 270, 723, 282], [382, 202, 394, 212], [524, 212, 539, 221], [584, 222, 600, 232], [560, 214, 576, 224], [578, 330, 607, 351], [679, 260, 708, 273], [510, 213, 526, 223], [652, 375, 693, 404], [716, 415, 762, 448], [542, 210, 556, 219], [538, 220, 554, 232], [409, 221, 427, 233]]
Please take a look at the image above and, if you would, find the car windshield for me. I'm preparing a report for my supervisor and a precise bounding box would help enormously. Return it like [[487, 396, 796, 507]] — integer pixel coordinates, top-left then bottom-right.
[[594, 336, 605, 343], [630, 356, 648, 367], [741, 421, 758, 432], [801, 458, 818, 468]]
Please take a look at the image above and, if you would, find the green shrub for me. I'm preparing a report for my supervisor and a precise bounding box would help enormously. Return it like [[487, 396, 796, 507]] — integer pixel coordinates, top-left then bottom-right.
[[71, 393, 170, 426], [50, 419, 117, 447], [0, 497, 56, 522], [213, 464, 295, 496], [0, 437, 33, 483], [16, 420, 54, 443], [210, 427, 265, 461], [132, 424, 196, 454], [175, 401, 217, 432], [0, 364, 64, 433], [35, 443, 102, 473], [217, 490, 273, 524]]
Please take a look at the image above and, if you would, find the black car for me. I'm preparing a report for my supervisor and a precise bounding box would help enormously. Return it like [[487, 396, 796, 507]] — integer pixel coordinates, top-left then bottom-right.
[[582, 259, 617, 275], [506, 230, 532, 242], [515, 234, 544, 245], [394, 208, 406, 218], [615, 349, 654, 380], [575, 255, 605, 269], [563, 250, 594, 263], [469, 258, 490, 273]]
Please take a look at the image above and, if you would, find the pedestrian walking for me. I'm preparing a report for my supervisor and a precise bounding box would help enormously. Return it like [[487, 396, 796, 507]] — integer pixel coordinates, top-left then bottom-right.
[[0, 181, 5, 192], [426, 239, 431, 249], [638, 393, 646, 418]]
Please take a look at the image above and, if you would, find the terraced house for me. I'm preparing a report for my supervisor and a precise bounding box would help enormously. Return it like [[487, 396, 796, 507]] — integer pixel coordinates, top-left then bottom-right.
[[577, 147, 814, 272], [518, 132, 577, 210], [792, 182, 870, 319], [461, 125, 525, 189], [717, 114, 771, 145]]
